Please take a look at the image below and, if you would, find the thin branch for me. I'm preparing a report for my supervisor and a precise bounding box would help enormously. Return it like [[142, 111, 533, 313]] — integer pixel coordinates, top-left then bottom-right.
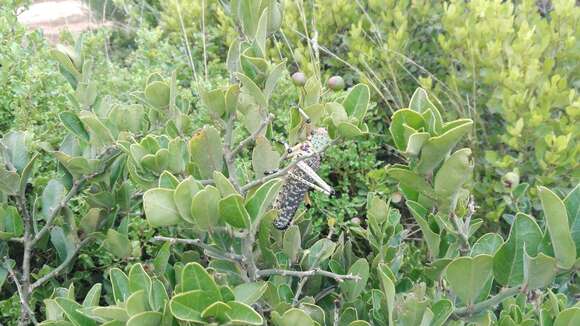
[[230, 114, 273, 157], [453, 287, 522, 318], [152, 236, 245, 263], [241, 139, 339, 192], [2, 260, 38, 325], [256, 268, 361, 282], [223, 115, 242, 192], [30, 237, 93, 290], [31, 146, 119, 245]]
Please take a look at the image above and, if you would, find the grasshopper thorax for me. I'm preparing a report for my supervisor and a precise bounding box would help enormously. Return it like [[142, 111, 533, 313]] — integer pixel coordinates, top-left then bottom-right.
[[308, 128, 330, 153]]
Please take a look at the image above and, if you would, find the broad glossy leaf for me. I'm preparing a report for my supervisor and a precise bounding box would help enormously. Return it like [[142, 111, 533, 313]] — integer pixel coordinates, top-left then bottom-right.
[[169, 290, 211, 322], [143, 188, 181, 227], [233, 281, 267, 305], [340, 258, 370, 302], [0, 167, 19, 195], [173, 177, 203, 223], [554, 307, 580, 326], [42, 179, 66, 219], [82, 284, 102, 307], [145, 81, 170, 108], [271, 308, 315, 326], [126, 311, 162, 326], [431, 299, 453, 326], [213, 171, 237, 197], [252, 136, 280, 178], [220, 194, 251, 229], [416, 119, 473, 175], [389, 109, 426, 150], [471, 233, 503, 256], [129, 263, 152, 294], [181, 262, 221, 301], [126, 290, 149, 316], [282, 225, 301, 263], [110, 268, 130, 303], [201, 88, 226, 119], [539, 186, 576, 269], [189, 126, 224, 179], [446, 254, 493, 304], [523, 251, 556, 290], [245, 178, 282, 221], [407, 201, 439, 258], [0, 206, 23, 240], [60, 112, 90, 141], [104, 229, 131, 259], [226, 301, 263, 325], [191, 185, 221, 230], [493, 213, 543, 286], [236, 72, 267, 107], [54, 297, 96, 326], [564, 184, 580, 257], [343, 84, 370, 121], [434, 148, 473, 214], [2, 131, 30, 171]]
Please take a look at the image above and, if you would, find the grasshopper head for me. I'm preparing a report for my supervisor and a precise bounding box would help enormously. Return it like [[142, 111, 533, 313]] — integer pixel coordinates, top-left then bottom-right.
[[309, 128, 330, 152]]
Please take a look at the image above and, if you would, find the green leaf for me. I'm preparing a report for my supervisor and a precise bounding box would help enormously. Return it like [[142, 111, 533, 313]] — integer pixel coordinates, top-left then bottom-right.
[[189, 126, 224, 179], [169, 290, 211, 322], [0, 206, 23, 240], [342, 84, 370, 121], [554, 307, 580, 326], [103, 229, 131, 259], [126, 290, 150, 316], [127, 311, 162, 326], [143, 188, 181, 227], [271, 308, 315, 326], [213, 171, 237, 197], [252, 137, 280, 178], [41, 179, 66, 219], [378, 264, 395, 326], [337, 121, 365, 139], [340, 258, 370, 302], [282, 225, 301, 263], [201, 301, 231, 323], [264, 61, 286, 100], [389, 109, 426, 150], [386, 166, 435, 199], [220, 194, 251, 229], [434, 148, 473, 214], [60, 112, 90, 141], [493, 213, 543, 286], [446, 255, 493, 304], [409, 88, 443, 132], [303, 238, 336, 269], [91, 306, 129, 322], [191, 185, 221, 230], [407, 201, 439, 258], [110, 268, 130, 303], [82, 284, 102, 307], [129, 263, 152, 294], [201, 88, 226, 119], [523, 250, 557, 290], [181, 262, 221, 301], [538, 186, 576, 269], [236, 72, 267, 107], [149, 280, 169, 312], [416, 119, 474, 175], [54, 297, 96, 326], [79, 112, 115, 145], [471, 233, 504, 256], [564, 184, 580, 257], [145, 81, 170, 108], [255, 9, 268, 56], [245, 178, 282, 221], [431, 299, 453, 326], [153, 242, 171, 276], [173, 177, 203, 223], [237, 0, 261, 38], [226, 301, 263, 325], [233, 281, 268, 305], [0, 168, 19, 195]]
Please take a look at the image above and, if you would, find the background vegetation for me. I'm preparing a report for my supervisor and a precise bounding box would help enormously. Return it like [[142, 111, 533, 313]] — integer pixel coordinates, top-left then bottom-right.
[[0, 0, 578, 325]]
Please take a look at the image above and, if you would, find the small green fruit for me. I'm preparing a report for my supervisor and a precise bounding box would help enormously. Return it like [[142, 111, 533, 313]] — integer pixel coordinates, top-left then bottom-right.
[[327, 75, 345, 91], [291, 72, 307, 86], [502, 171, 520, 190]]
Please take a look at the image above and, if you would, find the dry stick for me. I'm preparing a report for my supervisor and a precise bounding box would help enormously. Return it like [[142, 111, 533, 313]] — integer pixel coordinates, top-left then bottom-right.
[[3, 260, 38, 325], [201, 0, 208, 81], [241, 139, 339, 192], [152, 236, 245, 263], [30, 237, 94, 290], [230, 114, 274, 157], [256, 268, 361, 282]]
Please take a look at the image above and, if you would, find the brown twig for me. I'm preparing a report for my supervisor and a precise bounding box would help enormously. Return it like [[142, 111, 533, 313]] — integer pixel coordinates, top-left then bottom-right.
[[256, 268, 361, 282]]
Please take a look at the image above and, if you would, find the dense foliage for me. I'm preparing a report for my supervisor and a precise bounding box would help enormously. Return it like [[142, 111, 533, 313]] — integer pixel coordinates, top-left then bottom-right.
[[0, 0, 578, 325]]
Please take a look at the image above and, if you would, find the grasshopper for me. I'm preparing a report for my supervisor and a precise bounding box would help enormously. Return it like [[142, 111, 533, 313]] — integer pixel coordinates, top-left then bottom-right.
[[268, 123, 335, 230]]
